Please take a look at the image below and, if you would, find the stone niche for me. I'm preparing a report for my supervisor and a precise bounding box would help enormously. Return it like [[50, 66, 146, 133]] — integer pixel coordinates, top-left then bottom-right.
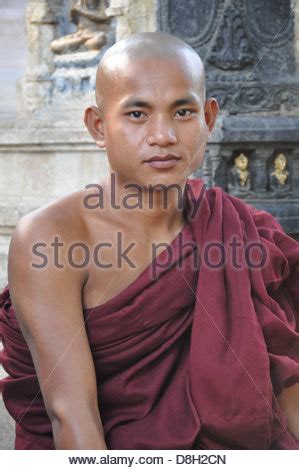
[[157, 0, 299, 236]]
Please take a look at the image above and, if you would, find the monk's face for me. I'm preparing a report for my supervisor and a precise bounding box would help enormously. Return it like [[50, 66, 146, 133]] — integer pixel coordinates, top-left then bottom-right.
[[87, 55, 218, 188]]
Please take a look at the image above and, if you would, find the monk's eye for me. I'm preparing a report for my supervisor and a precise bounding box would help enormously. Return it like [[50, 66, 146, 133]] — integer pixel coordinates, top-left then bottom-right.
[[128, 111, 144, 119], [175, 109, 193, 117]]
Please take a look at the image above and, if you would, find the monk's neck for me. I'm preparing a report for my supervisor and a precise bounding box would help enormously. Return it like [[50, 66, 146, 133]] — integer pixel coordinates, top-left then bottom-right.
[[103, 173, 187, 233]]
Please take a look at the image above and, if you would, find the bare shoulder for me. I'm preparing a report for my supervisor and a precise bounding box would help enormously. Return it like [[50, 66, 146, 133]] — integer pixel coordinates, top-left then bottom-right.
[[8, 189, 95, 287], [11, 186, 104, 254], [14, 190, 88, 237]]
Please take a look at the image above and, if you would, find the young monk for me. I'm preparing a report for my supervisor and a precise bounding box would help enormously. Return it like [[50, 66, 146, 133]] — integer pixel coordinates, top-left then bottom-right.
[[1, 32, 299, 450]]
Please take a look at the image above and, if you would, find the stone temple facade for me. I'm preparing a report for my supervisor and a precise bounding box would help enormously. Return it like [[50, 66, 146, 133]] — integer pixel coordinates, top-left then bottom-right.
[[0, 0, 298, 449]]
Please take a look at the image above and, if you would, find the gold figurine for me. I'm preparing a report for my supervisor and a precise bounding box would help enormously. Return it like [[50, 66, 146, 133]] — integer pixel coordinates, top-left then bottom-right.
[[233, 153, 250, 187], [227, 152, 251, 196], [270, 153, 289, 186]]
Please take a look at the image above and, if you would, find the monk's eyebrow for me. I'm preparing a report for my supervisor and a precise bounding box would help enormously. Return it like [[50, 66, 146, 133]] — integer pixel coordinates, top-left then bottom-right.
[[121, 95, 201, 110], [171, 97, 200, 107], [121, 98, 151, 109]]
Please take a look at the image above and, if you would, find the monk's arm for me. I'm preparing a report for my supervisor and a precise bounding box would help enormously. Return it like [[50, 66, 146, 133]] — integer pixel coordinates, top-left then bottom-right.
[[8, 213, 107, 450], [277, 383, 299, 441]]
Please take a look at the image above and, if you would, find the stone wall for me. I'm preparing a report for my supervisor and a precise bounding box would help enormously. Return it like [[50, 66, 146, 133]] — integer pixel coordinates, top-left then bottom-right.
[[0, 0, 27, 119]]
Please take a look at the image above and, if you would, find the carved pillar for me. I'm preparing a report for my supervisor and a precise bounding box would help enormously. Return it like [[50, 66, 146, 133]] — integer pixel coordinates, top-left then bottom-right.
[[18, 0, 65, 116], [251, 149, 269, 196], [193, 149, 212, 187], [291, 148, 299, 197], [209, 146, 222, 187]]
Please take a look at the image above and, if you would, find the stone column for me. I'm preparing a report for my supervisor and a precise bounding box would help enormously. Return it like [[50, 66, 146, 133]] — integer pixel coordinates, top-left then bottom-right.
[[292, 147, 299, 197], [210, 145, 224, 187], [252, 148, 270, 196], [193, 149, 212, 187], [18, 0, 65, 116]]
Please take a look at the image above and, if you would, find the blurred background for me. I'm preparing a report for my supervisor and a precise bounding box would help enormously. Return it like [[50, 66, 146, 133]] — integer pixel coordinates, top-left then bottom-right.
[[0, 0, 27, 118], [0, 0, 298, 449]]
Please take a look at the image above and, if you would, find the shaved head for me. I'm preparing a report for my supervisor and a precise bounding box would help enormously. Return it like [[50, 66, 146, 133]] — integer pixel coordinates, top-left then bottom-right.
[[95, 32, 206, 113]]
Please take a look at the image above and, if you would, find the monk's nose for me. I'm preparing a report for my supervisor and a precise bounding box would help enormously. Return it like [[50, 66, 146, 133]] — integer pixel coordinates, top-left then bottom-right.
[[146, 116, 178, 147]]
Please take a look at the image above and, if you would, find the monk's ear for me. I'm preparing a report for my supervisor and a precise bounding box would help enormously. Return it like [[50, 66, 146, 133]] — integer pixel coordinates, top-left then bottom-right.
[[204, 98, 219, 134], [84, 105, 105, 148]]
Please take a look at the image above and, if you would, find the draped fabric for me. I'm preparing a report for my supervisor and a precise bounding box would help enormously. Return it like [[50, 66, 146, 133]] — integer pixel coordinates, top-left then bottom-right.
[[1, 178, 299, 449]]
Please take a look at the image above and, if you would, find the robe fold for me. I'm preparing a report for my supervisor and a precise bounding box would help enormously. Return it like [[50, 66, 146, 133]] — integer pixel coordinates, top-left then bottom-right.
[[1, 177, 299, 450]]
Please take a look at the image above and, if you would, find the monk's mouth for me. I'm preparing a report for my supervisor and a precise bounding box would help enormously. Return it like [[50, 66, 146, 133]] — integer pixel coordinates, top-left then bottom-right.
[[143, 158, 181, 169]]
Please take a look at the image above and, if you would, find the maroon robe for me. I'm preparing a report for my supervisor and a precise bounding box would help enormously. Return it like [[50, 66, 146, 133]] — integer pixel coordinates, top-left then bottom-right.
[[1, 177, 299, 449]]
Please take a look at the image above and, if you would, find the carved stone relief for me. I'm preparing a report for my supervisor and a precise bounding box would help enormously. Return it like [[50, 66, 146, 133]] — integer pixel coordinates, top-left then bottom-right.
[[51, 1, 109, 54], [50, 0, 114, 97], [208, 3, 253, 71], [227, 152, 252, 196], [213, 148, 293, 200], [157, 0, 297, 114], [162, 0, 223, 47], [268, 153, 292, 197], [241, 0, 293, 47], [158, 0, 298, 234]]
